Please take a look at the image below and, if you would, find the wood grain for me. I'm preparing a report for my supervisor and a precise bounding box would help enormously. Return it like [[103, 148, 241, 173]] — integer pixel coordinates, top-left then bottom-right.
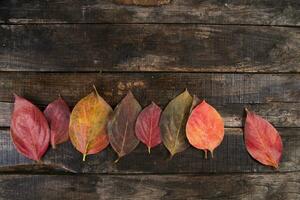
[[116, 0, 171, 6], [1, 25, 299, 72], [0, 128, 299, 173], [0, 72, 299, 105], [0, 172, 299, 200], [0, 0, 299, 25], [2, 101, 299, 128]]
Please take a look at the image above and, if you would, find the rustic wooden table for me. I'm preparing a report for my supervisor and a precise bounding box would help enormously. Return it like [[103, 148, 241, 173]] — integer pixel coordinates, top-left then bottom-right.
[[0, 0, 299, 199]]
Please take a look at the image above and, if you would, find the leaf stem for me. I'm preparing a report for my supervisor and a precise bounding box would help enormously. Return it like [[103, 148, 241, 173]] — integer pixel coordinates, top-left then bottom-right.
[[204, 150, 208, 159], [148, 146, 151, 154], [82, 154, 87, 161], [93, 84, 100, 97], [114, 157, 120, 163], [36, 159, 43, 164]]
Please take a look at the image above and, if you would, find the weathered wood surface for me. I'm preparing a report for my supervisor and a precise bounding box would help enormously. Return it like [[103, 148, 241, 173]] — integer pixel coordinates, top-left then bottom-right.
[[0, 73, 299, 105], [1, 72, 298, 174], [0, 128, 299, 173], [1, 101, 299, 128], [116, 0, 171, 6], [0, 172, 299, 200], [1, 25, 300, 72], [0, 0, 299, 25]]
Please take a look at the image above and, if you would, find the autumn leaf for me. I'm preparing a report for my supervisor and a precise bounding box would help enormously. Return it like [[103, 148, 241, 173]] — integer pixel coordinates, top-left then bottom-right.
[[108, 91, 141, 162], [135, 102, 162, 153], [160, 89, 193, 157], [244, 109, 283, 168], [186, 100, 224, 159], [44, 96, 70, 149], [10, 94, 50, 161], [69, 86, 112, 161], [190, 95, 200, 113]]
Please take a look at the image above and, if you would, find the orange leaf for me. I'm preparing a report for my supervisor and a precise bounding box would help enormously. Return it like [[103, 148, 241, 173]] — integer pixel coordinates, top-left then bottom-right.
[[69, 86, 112, 161], [244, 109, 283, 168], [186, 100, 224, 158]]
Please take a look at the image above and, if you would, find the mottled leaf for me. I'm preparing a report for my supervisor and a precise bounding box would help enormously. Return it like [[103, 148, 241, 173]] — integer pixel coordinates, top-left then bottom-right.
[[69, 87, 112, 161], [10, 94, 50, 161], [108, 91, 142, 162], [160, 90, 193, 157], [186, 100, 224, 158], [135, 102, 162, 153], [244, 109, 283, 168], [44, 96, 70, 149]]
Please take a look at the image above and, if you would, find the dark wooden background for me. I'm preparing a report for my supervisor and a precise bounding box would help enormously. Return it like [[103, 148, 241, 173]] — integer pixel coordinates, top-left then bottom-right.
[[0, 0, 299, 199]]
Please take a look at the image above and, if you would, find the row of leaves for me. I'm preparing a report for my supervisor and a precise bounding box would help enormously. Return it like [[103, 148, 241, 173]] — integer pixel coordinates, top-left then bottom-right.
[[10, 87, 282, 168]]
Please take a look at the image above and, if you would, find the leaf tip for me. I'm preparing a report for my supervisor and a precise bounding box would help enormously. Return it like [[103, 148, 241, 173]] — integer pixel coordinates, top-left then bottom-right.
[[200, 99, 207, 105], [127, 90, 134, 97], [184, 88, 191, 95], [13, 93, 21, 100]]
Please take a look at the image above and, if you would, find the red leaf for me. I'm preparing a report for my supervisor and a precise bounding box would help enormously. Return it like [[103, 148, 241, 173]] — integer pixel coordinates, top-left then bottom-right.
[[244, 109, 283, 168], [10, 94, 50, 161], [44, 96, 70, 149], [186, 100, 224, 158], [135, 102, 162, 153]]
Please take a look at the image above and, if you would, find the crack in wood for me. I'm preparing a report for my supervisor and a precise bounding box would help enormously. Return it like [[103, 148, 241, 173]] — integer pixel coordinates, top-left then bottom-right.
[[115, 0, 171, 6]]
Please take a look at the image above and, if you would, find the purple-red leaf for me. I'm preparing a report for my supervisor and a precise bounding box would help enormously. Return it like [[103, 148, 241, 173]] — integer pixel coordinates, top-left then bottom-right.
[[10, 94, 50, 161], [135, 102, 162, 153], [108, 91, 141, 162], [244, 109, 283, 168], [44, 96, 70, 149]]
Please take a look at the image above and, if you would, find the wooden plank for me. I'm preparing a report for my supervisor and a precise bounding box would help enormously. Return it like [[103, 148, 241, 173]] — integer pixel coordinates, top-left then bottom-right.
[[1, 101, 299, 128], [1, 25, 300, 72], [0, 0, 299, 25], [0, 173, 299, 200], [0, 128, 299, 173], [116, 0, 171, 6], [0, 72, 299, 105]]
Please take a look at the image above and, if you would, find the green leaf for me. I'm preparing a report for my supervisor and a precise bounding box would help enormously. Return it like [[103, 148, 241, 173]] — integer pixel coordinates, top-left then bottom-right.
[[160, 89, 193, 157]]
